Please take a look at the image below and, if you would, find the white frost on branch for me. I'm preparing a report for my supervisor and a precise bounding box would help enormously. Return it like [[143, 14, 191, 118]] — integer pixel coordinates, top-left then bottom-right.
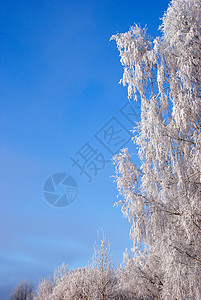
[[112, 0, 201, 299]]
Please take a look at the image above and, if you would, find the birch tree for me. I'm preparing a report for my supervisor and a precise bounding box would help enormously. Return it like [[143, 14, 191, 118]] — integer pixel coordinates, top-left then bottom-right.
[[111, 0, 201, 299]]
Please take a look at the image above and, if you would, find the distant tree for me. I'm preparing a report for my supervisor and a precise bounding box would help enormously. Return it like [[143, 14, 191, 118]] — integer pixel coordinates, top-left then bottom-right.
[[91, 230, 117, 299], [34, 278, 53, 300], [111, 0, 201, 299], [50, 264, 93, 300], [34, 232, 118, 300], [58, 267, 95, 300], [10, 280, 34, 300]]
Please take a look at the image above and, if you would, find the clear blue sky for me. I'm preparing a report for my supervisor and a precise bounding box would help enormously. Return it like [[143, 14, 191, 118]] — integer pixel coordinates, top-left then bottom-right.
[[0, 0, 169, 298]]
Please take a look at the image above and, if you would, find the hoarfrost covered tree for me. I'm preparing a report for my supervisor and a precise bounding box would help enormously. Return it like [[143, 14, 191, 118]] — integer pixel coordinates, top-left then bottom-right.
[[115, 250, 139, 299], [34, 232, 119, 300], [34, 264, 68, 300], [49, 264, 94, 300], [34, 278, 54, 300], [34, 259, 93, 300], [111, 0, 201, 299], [91, 230, 117, 299], [59, 267, 94, 299]]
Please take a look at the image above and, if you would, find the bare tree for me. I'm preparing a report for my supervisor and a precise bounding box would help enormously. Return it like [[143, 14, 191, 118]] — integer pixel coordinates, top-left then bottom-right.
[[10, 280, 34, 300]]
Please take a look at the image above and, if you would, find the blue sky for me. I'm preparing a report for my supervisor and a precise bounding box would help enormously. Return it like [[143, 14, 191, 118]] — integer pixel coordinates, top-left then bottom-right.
[[1, 0, 169, 298]]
